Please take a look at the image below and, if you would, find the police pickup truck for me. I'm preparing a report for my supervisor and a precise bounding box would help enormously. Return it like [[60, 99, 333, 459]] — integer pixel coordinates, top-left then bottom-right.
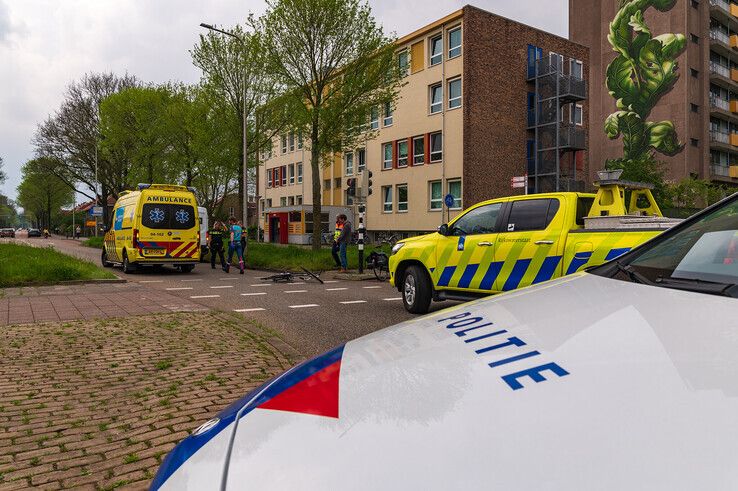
[[389, 174, 679, 313]]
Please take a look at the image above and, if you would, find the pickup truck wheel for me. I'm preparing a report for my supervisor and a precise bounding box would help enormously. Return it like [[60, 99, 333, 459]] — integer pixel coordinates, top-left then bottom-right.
[[403, 265, 432, 314], [122, 251, 136, 274]]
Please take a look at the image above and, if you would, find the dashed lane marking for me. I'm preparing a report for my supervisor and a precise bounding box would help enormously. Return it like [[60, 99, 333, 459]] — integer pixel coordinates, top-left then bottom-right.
[[362, 286, 382, 289], [139, 280, 164, 284], [323, 280, 340, 284], [289, 304, 319, 309], [383, 297, 403, 301], [241, 292, 267, 296], [340, 300, 367, 304], [250, 283, 272, 287], [166, 287, 193, 291], [181, 279, 203, 282], [284, 290, 307, 293], [210, 285, 234, 289], [220, 277, 239, 281], [325, 287, 348, 291], [190, 295, 220, 299], [234, 308, 266, 312]]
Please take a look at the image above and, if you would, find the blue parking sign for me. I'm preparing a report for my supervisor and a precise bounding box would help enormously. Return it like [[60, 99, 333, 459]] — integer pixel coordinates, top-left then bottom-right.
[[444, 194, 455, 208]]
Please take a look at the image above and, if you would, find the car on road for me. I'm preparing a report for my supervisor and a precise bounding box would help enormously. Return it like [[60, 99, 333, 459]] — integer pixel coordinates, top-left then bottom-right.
[[27, 228, 42, 238], [0, 228, 15, 238], [152, 193, 738, 490]]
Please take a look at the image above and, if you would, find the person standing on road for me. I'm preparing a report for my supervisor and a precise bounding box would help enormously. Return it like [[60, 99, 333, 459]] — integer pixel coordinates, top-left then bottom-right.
[[208, 221, 227, 271], [226, 217, 245, 274], [75, 225, 81, 239], [331, 217, 343, 269], [336, 214, 352, 272]]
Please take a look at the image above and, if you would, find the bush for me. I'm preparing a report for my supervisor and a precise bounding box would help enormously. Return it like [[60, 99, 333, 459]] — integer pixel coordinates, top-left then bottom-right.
[[82, 237, 104, 249]]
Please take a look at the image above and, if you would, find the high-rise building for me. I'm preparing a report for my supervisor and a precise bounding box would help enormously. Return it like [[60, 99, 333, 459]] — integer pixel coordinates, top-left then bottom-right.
[[258, 5, 589, 243], [570, 0, 738, 184]]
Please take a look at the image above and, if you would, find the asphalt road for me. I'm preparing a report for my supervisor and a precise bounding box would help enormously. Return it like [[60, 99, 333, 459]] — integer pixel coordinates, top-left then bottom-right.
[[17, 233, 459, 356]]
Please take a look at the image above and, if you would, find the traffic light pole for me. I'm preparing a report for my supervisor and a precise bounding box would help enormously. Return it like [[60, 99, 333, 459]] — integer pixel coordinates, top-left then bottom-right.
[[358, 204, 365, 273]]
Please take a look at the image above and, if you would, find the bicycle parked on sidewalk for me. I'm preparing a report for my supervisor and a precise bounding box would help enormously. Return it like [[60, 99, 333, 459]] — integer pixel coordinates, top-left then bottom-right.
[[365, 234, 399, 282]]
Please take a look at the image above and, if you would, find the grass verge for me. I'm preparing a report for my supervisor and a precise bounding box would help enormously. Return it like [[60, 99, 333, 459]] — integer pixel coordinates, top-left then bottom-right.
[[0, 243, 116, 287], [82, 236, 104, 248], [227, 242, 392, 271]]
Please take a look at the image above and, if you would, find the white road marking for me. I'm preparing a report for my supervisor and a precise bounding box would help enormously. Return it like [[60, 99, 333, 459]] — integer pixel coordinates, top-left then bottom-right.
[[234, 308, 266, 312], [190, 295, 220, 299], [325, 287, 348, 291], [166, 287, 193, 291], [290, 282, 306, 285], [362, 286, 382, 289], [220, 277, 239, 281], [340, 300, 367, 304], [181, 279, 203, 282], [250, 283, 272, 287], [323, 280, 340, 284], [210, 285, 233, 289], [284, 290, 307, 293], [139, 280, 164, 284], [289, 304, 319, 309], [383, 297, 403, 301], [241, 292, 267, 296]]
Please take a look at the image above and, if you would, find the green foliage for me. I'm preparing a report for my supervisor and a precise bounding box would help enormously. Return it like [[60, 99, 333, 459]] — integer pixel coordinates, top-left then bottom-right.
[[0, 243, 115, 287], [243, 242, 390, 271], [82, 237, 104, 249], [606, 153, 668, 202], [664, 177, 730, 210], [605, 0, 686, 161], [0, 156, 6, 185], [16, 158, 74, 229]]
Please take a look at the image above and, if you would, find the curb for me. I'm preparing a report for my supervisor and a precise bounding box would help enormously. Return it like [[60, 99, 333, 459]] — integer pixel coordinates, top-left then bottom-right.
[[59, 278, 127, 286]]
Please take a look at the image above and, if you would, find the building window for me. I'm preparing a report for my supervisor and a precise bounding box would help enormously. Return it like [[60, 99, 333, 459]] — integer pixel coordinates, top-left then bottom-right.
[[324, 179, 331, 190], [288, 196, 295, 206], [397, 140, 409, 167], [570, 59, 583, 79], [370, 106, 379, 129], [690, 33, 699, 44], [549, 52, 563, 72], [296, 195, 303, 205], [691, 103, 699, 113], [382, 186, 393, 212], [527, 44, 543, 78], [398, 49, 409, 76], [383, 143, 393, 170], [289, 132, 295, 152], [281, 166, 287, 186], [345, 152, 354, 175], [447, 179, 461, 209], [430, 34, 443, 66], [289, 163, 295, 185], [281, 135, 287, 153], [266, 199, 272, 208], [448, 78, 462, 109], [280, 197, 287, 207], [691, 0, 698, 7], [397, 184, 408, 212], [267, 169, 272, 188], [691, 68, 699, 78], [297, 163, 303, 183], [357, 148, 366, 172], [571, 104, 583, 126], [429, 180, 442, 210], [448, 27, 461, 58], [691, 138, 700, 147], [334, 177, 341, 189], [413, 136, 425, 165], [430, 132, 443, 162], [430, 83, 443, 114], [297, 132, 303, 149], [383, 102, 393, 126]]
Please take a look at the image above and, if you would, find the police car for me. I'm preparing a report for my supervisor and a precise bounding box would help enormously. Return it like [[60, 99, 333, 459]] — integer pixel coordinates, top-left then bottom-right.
[[152, 193, 738, 490]]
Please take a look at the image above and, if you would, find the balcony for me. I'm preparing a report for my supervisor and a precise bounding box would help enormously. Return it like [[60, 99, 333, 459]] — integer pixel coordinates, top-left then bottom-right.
[[709, 95, 738, 121], [710, 29, 734, 56], [711, 164, 731, 177], [710, 129, 737, 151], [710, 129, 731, 144], [537, 125, 586, 150], [711, 95, 731, 112], [710, 0, 738, 27], [531, 58, 587, 102], [711, 29, 730, 44], [709, 61, 738, 89]]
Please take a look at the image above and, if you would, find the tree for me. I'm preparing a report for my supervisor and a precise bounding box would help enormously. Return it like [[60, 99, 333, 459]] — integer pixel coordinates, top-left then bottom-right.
[[191, 26, 283, 225], [33, 72, 138, 225], [606, 153, 668, 204], [16, 158, 74, 230], [256, 0, 404, 248], [0, 156, 6, 185]]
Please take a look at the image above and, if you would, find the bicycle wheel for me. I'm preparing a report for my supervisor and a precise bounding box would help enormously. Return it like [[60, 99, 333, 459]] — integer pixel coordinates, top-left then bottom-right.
[[373, 265, 389, 282]]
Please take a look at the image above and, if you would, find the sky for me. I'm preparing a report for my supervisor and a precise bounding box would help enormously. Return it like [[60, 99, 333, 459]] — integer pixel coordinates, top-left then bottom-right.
[[0, 0, 568, 202]]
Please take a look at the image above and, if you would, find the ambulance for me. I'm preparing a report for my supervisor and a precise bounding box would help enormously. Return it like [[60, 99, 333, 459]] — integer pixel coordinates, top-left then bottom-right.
[[389, 174, 680, 313], [152, 191, 738, 490], [102, 184, 200, 273]]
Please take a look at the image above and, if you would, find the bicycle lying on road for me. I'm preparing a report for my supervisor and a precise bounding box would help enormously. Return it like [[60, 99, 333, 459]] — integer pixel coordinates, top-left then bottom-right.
[[261, 267, 324, 284]]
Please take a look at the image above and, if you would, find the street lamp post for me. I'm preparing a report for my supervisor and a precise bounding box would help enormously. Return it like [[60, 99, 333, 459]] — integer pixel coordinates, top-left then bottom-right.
[[199, 23, 249, 231]]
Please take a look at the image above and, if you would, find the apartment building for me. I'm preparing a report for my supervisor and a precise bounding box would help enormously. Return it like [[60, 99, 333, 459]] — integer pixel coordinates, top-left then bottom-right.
[[258, 5, 589, 243], [571, 0, 738, 184]]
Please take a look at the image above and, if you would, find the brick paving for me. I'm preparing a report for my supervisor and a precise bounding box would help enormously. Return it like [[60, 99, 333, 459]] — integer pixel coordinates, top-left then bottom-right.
[[0, 283, 207, 326], [0, 311, 301, 490]]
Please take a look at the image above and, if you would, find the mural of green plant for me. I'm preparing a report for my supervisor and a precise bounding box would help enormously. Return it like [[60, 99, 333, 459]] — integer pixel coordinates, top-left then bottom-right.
[[604, 0, 686, 160]]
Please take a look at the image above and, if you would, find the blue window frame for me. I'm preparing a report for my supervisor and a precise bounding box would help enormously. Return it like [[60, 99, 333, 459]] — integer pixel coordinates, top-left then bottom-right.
[[527, 44, 543, 78], [527, 92, 536, 127], [526, 140, 535, 175]]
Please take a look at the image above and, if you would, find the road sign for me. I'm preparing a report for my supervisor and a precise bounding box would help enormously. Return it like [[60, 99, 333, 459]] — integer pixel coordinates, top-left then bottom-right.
[[90, 206, 103, 217], [444, 194, 455, 208], [511, 175, 528, 189], [85, 220, 96, 227]]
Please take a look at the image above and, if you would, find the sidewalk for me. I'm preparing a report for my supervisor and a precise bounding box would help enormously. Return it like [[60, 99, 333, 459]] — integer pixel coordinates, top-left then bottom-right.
[[0, 282, 206, 326]]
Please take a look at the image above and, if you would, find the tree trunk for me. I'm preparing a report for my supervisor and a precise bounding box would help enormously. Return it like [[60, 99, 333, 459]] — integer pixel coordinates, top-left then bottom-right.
[[238, 113, 245, 227], [310, 116, 322, 250]]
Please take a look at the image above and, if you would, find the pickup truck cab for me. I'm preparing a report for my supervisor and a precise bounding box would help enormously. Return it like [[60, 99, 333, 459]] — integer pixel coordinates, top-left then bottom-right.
[[389, 179, 676, 313]]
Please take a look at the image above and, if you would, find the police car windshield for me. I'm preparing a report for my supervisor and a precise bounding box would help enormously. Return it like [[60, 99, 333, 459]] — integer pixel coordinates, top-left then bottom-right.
[[619, 196, 738, 292]]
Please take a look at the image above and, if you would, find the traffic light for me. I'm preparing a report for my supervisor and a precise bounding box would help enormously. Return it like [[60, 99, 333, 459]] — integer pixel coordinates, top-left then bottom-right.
[[347, 178, 357, 197], [363, 170, 373, 196]]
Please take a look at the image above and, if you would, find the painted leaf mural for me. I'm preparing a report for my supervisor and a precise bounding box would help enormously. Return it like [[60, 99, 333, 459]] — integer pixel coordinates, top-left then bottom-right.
[[605, 0, 686, 159]]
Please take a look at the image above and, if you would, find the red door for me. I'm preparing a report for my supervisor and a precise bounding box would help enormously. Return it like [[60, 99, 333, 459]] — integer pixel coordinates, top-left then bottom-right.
[[278, 213, 288, 244]]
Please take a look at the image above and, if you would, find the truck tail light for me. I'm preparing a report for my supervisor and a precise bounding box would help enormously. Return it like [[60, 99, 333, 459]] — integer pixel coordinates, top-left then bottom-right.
[[133, 228, 139, 247]]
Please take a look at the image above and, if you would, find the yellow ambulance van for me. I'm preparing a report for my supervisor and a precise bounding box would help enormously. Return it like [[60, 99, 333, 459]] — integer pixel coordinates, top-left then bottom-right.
[[102, 184, 200, 273]]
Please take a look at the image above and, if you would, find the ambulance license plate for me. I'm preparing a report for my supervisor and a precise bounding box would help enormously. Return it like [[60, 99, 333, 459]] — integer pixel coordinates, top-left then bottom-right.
[[145, 248, 166, 256]]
